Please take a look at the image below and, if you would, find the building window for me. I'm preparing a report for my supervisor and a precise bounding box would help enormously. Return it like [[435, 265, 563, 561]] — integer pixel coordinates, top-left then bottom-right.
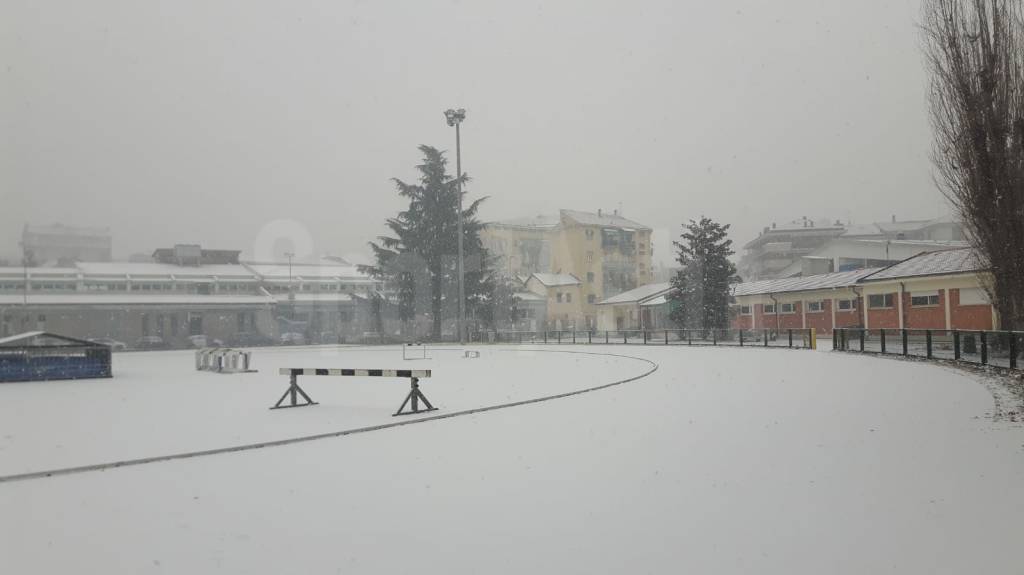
[[587, 272, 594, 283], [565, 293, 572, 303], [837, 299, 856, 311], [586, 251, 594, 263], [588, 294, 596, 304], [868, 294, 895, 309], [739, 305, 751, 315], [763, 304, 776, 314], [910, 292, 940, 307], [556, 293, 563, 303], [779, 303, 796, 314], [958, 288, 989, 306], [806, 301, 823, 313], [585, 229, 594, 240]]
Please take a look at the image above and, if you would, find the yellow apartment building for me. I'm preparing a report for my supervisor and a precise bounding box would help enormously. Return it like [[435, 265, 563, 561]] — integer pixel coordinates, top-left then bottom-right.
[[482, 209, 654, 329]]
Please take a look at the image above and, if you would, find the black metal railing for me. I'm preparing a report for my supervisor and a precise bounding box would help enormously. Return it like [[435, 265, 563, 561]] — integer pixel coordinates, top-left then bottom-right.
[[833, 328, 1022, 370], [490, 329, 817, 350]]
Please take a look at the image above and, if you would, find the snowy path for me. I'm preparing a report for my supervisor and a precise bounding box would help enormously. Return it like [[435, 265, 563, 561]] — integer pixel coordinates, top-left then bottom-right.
[[2, 345, 1023, 574]]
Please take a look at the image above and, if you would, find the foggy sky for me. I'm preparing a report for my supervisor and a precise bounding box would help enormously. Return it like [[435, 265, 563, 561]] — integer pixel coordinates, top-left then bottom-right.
[[2, 0, 942, 266]]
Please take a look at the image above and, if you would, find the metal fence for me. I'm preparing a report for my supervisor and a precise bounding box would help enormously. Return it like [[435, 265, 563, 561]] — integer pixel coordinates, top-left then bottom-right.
[[833, 328, 1024, 370], [490, 329, 817, 349]]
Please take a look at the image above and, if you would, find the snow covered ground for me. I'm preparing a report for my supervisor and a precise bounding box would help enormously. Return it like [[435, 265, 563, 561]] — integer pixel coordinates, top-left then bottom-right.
[[0, 345, 650, 476], [2, 344, 1023, 574]]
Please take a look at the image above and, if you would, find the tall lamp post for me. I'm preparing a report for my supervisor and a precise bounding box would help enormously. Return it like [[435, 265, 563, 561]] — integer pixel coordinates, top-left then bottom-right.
[[444, 108, 467, 344]]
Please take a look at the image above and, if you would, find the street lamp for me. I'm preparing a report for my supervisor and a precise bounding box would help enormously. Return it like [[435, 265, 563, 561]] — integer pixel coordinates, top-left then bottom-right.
[[444, 108, 467, 344]]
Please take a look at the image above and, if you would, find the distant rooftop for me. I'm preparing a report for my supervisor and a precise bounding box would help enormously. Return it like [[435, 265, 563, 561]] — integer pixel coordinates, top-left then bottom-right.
[[598, 282, 673, 305], [487, 214, 561, 229], [861, 248, 985, 282], [530, 273, 581, 287], [23, 223, 111, 236], [488, 209, 651, 231], [560, 209, 651, 231], [732, 268, 881, 297], [243, 261, 369, 281]]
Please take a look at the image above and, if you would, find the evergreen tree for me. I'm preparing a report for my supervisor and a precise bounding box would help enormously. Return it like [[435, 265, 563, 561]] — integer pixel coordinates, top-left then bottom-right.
[[361, 145, 494, 340], [668, 218, 737, 331], [477, 275, 520, 330]]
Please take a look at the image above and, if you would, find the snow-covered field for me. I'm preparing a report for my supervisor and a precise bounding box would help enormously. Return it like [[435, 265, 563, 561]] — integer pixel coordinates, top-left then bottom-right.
[[2, 344, 1023, 574]]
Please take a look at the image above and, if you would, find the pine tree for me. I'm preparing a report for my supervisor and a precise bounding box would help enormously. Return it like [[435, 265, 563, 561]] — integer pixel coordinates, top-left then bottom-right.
[[668, 218, 737, 331], [477, 275, 520, 330], [361, 145, 494, 340]]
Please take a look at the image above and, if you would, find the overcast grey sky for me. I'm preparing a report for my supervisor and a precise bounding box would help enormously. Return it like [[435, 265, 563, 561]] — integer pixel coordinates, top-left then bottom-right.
[[2, 0, 942, 265]]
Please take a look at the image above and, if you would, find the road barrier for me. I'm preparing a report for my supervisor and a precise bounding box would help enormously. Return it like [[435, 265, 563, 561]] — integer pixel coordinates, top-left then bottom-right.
[[833, 328, 1023, 371]]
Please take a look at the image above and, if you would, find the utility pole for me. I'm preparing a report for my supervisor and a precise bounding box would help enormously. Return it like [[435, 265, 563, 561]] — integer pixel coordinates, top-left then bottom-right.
[[444, 108, 467, 344]]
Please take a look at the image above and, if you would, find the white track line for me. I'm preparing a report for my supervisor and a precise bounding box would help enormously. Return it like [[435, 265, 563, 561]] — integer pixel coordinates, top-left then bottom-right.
[[0, 348, 657, 484]]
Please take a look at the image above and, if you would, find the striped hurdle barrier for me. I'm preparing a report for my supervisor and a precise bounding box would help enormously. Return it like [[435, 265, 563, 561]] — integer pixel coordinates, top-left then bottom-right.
[[272, 368, 436, 416]]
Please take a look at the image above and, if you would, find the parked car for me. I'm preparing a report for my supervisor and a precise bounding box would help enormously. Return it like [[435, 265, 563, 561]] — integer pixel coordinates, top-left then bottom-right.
[[87, 337, 128, 352], [279, 332, 307, 346], [226, 332, 275, 347], [134, 335, 168, 350], [187, 335, 224, 348]]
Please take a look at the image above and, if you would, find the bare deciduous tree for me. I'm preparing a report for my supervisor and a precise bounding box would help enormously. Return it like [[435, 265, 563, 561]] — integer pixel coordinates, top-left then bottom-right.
[[923, 0, 1024, 329]]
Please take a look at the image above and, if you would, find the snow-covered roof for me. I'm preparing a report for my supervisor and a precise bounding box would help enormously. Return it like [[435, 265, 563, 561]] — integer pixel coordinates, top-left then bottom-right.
[[598, 282, 673, 305], [23, 223, 110, 236], [861, 248, 986, 281], [560, 209, 651, 231], [243, 262, 369, 281], [0, 267, 80, 278], [0, 331, 101, 347], [0, 294, 276, 306], [641, 294, 671, 307], [529, 273, 581, 287], [75, 262, 257, 279], [841, 215, 959, 237], [514, 291, 547, 303], [487, 214, 561, 229], [732, 268, 881, 297]]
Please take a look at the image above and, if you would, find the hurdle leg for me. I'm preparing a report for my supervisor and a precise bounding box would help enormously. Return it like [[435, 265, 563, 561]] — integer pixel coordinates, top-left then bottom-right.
[[271, 374, 318, 409], [394, 377, 438, 416]]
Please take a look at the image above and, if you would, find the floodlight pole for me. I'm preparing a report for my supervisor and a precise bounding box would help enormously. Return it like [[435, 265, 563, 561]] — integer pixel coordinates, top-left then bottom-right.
[[445, 108, 467, 344], [285, 251, 295, 321]]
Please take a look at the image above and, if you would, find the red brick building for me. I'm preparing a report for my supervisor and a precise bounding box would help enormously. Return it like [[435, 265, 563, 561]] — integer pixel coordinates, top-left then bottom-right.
[[731, 248, 996, 334]]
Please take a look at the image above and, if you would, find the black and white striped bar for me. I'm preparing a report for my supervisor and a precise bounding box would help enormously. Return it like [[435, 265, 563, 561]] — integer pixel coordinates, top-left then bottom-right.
[[278, 368, 431, 378], [272, 367, 437, 415]]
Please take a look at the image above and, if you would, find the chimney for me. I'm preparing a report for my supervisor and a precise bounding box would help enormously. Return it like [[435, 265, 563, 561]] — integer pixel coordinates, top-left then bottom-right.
[[613, 209, 618, 216], [598, 209, 602, 217], [891, 214, 896, 223], [772, 222, 776, 229]]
